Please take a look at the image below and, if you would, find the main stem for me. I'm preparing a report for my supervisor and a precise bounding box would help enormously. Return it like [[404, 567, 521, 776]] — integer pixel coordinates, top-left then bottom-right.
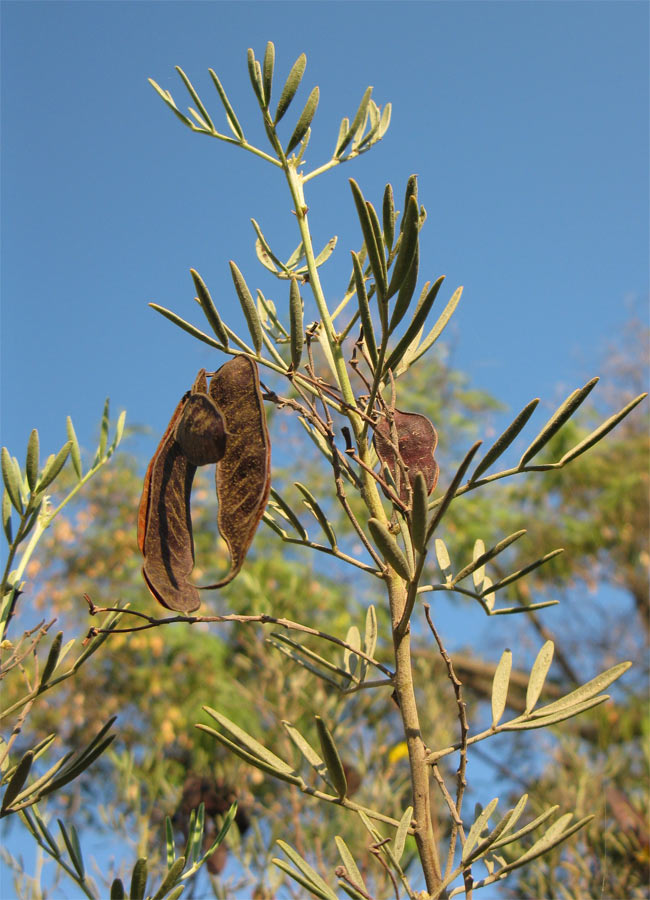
[[389, 573, 443, 896]]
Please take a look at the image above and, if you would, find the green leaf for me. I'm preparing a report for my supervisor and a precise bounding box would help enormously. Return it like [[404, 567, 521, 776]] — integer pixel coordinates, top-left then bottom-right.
[[25, 430, 39, 491], [165, 816, 175, 868], [481, 548, 564, 597], [286, 86, 319, 155], [363, 604, 378, 664], [525, 640, 554, 714], [313, 236, 337, 268], [276, 841, 339, 900], [66, 417, 82, 479], [149, 303, 224, 350], [2, 490, 13, 543], [274, 53, 307, 124], [502, 695, 609, 730], [269, 488, 307, 540], [148, 79, 194, 129], [559, 392, 647, 465], [273, 858, 335, 900], [202, 707, 295, 775], [208, 68, 245, 140], [289, 278, 304, 370], [1, 750, 34, 812], [190, 269, 229, 347], [262, 41, 275, 107], [2, 447, 23, 513], [268, 637, 343, 688], [342, 625, 360, 680], [335, 836, 367, 896], [471, 399, 540, 481], [519, 377, 599, 467], [389, 243, 419, 336], [351, 251, 378, 367], [58, 820, 84, 878], [110, 878, 126, 900], [229, 261, 263, 353], [409, 471, 429, 553], [386, 194, 419, 303], [500, 814, 593, 874], [36, 441, 71, 493], [314, 716, 347, 799], [434, 538, 453, 582], [491, 649, 512, 727], [383, 275, 446, 376], [174, 66, 214, 131], [462, 798, 499, 863], [349, 180, 387, 301], [282, 720, 327, 778], [336, 87, 373, 156], [392, 805, 413, 863], [38, 631, 63, 689], [246, 48, 265, 106], [491, 804, 557, 850], [426, 441, 482, 542], [530, 661, 631, 719], [367, 518, 412, 580], [151, 856, 185, 900], [295, 482, 337, 548], [382, 183, 396, 251], [96, 398, 110, 460], [453, 530, 527, 586], [201, 801, 236, 865], [405, 285, 463, 372]]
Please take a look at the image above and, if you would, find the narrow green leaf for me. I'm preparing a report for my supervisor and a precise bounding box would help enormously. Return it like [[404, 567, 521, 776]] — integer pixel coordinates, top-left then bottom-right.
[[349, 180, 387, 301], [2, 490, 13, 543], [559, 392, 647, 465], [174, 66, 214, 131], [148, 79, 194, 129], [110, 878, 126, 900], [39, 631, 63, 689], [190, 269, 229, 347], [491, 649, 512, 727], [426, 441, 482, 542], [502, 695, 609, 730], [262, 42, 275, 107], [314, 717, 347, 799], [190, 802, 205, 864], [335, 836, 367, 896], [386, 195, 419, 303], [31, 808, 60, 855], [69, 824, 84, 878], [165, 816, 175, 868], [149, 303, 224, 350], [470, 399, 540, 481], [208, 68, 244, 140], [519, 378, 599, 467], [36, 441, 71, 492], [465, 804, 521, 863], [289, 278, 304, 370], [351, 251, 378, 367], [1, 750, 34, 812], [269, 488, 307, 540], [363, 605, 378, 664], [229, 261, 263, 353], [389, 243, 419, 336], [409, 471, 429, 553], [525, 640, 554, 714], [336, 87, 373, 156], [393, 805, 413, 862], [472, 539, 486, 591], [57, 820, 84, 878], [368, 518, 412, 580], [152, 856, 185, 900], [110, 410, 126, 455], [490, 804, 557, 850], [43, 736, 116, 796], [269, 633, 350, 679], [201, 802, 236, 865], [453, 530, 527, 586], [383, 275, 446, 376], [282, 720, 327, 776], [343, 625, 360, 679], [278, 840, 339, 899], [406, 285, 463, 370], [246, 48, 265, 106], [272, 858, 335, 900], [65, 417, 82, 480], [25, 430, 39, 491], [313, 236, 337, 268], [286, 86, 319, 155], [202, 707, 295, 774], [435, 538, 453, 582], [274, 53, 306, 124], [2, 447, 23, 513], [481, 548, 564, 597], [295, 482, 337, 548], [531, 661, 631, 719], [376, 103, 392, 140], [268, 638, 343, 688], [382, 183, 396, 251], [462, 798, 499, 863], [502, 815, 593, 874]]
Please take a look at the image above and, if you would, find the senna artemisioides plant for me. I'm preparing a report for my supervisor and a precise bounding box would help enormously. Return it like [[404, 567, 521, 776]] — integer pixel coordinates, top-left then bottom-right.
[[138, 43, 647, 899]]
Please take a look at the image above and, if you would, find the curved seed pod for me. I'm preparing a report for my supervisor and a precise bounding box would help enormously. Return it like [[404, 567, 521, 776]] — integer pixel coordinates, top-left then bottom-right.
[[374, 409, 439, 505], [175, 371, 226, 466], [201, 356, 271, 589]]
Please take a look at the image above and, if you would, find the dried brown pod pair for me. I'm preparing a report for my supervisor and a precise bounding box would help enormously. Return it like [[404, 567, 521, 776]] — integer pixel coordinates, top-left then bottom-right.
[[138, 356, 271, 613], [373, 408, 439, 505]]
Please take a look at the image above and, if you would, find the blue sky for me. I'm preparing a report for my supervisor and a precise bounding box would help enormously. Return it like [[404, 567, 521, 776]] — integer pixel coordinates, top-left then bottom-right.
[[1, 2, 648, 898]]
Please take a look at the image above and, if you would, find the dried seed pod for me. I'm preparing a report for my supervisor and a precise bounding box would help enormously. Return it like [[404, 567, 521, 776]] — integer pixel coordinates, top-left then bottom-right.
[[373, 408, 439, 505], [201, 355, 271, 588], [174, 370, 226, 466]]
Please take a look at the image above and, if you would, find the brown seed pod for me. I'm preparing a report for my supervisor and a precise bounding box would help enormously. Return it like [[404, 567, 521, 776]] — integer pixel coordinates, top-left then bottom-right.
[[201, 355, 271, 589], [373, 408, 439, 505], [138, 359, 270, 611]]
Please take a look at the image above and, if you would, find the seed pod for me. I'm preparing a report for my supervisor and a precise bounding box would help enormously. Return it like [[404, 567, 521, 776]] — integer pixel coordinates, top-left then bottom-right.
[[174, 371, 226, 466], [374, 409, 439, 505]]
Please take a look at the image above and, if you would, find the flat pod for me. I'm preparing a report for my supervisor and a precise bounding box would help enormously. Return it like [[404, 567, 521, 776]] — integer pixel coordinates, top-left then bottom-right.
[[138, 387, 201, 613], [175, 370, 227, 466], [373, 408, 439, 505], [201, 355, 271, 588]]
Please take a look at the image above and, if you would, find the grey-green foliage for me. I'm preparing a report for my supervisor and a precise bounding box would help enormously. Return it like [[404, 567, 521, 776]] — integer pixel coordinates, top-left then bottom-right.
[[142, 40, 647, 900]]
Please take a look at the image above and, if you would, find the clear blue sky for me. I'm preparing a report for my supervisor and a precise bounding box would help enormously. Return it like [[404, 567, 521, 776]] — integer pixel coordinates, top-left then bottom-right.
[[1, 2, 648, 898], [2, 1, 648, 466]]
